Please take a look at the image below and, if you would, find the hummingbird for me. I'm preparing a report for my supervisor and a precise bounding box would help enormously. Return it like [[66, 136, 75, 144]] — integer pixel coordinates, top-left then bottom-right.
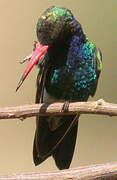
[[16, 6, 102, 169]]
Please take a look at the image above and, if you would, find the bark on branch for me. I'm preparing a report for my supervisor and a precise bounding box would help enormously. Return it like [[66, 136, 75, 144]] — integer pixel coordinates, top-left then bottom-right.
[[1, 162, 117, 180], [0, 101, 117, 179], [0, 99, 117, 119]]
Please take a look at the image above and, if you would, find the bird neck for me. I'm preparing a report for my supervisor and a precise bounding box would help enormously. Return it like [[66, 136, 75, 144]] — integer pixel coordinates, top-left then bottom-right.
[[46, 19, 86, 66], [51, 18, 86, 49], [47, 36, 70, 66], [70, 19, 86, 44]]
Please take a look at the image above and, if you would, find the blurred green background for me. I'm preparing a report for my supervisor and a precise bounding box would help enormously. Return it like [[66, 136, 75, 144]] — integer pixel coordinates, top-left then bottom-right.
[[0, 0, 116, 174]]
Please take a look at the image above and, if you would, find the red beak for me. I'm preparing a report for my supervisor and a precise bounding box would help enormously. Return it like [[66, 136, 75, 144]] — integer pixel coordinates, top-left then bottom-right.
[[16, 42, 49, 91]]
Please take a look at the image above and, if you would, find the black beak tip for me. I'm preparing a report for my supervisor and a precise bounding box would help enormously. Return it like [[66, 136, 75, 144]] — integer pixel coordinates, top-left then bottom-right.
[[16, 86, 19, 92], [16, 84, 21, 92], [16, 78, 24, 92]]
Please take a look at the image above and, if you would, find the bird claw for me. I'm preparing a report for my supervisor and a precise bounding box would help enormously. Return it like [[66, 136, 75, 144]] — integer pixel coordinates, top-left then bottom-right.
[[62, 101, 69, 112], [19, 53, 33, 64]]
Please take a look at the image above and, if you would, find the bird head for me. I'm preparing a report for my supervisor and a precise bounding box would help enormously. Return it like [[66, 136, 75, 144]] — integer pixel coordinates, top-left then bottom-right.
[[16, 6, 79, 91], [36, 6, 74, 45]]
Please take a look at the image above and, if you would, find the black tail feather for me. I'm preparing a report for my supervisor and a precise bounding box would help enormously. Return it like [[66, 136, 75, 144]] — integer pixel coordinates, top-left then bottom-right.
[[33, 115, 79, 169], [52, 121, 78, 169]]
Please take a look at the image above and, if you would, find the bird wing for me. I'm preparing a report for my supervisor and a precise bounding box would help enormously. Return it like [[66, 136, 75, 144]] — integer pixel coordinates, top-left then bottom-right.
[[35, 59, 50, 104], [90, 47, 102, 97]]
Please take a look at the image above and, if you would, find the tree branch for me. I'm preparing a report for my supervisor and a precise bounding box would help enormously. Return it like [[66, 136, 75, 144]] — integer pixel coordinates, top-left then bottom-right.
[[1, 162, 117, 180], [0, 99, 117, 119], [0, 101, 117, 179]]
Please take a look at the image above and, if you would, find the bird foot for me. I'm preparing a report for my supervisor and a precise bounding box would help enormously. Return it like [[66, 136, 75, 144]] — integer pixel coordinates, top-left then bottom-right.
[[61, 101, 69, 112], [19, 53, 33, 64]]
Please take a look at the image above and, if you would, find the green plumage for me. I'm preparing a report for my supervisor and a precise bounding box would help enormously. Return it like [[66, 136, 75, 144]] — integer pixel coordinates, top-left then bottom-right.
[[45, 37, 102, 100]]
